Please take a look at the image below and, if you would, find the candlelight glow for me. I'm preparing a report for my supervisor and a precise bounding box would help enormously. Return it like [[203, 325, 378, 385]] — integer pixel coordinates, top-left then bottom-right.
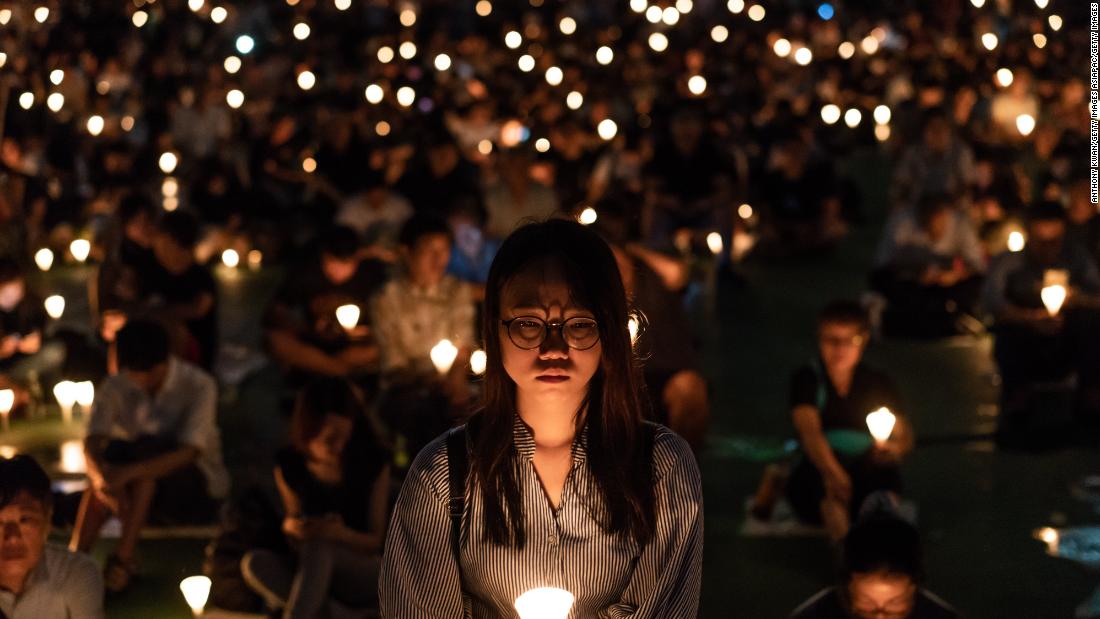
[[35, 248, 54, 271], [431, 339, 459, 375], [247, 250, 263, 269], [995, 68, 1014, 88], [821, 104, 841, 124], [873, 105, 891, 125], [661, 7, 680, 26], [711, 25, 729, 43], [335, 0, 352, 9], [545, 66, 563, 86], [535, 138, 551, 153], [221, 249, 240, 268], [1036, 527, 1059, 553], [297, 70, 316, 90], [1007, 230, 1025, 252], [18, 92, 33, 110], [377, 46, 394, 63], [578, 207, 598, 225], [210, 6, 227, 23], [773, 38, 792, 58], [396, 86, 416, 107], [477, 140, 493, 155], [365, 84, 384, 104], [75, 381, 94, 409], [595, 45, 614, 64], [180, 575, 212, 617], [866, 407, 897, 443], [50, 70, 65, 86], [293, 22, 311, 40], [728, 0, 745, 13], [515, 587, 575, 619], [597, 119, 618, 140], [630, 0, 646, 12], [687, 75, 707, 95], [518, 54, 535, 72], [159, 151, 179, 174], [860, 35, 879, 55], [87, 115, 105, 136], [163, 177, 179, 197], [874, 124, 891, 142], [844, 108, 862, 128], [738, 203, 754, 219], [0, 389, 13, 432], [559, 17, 576, 35], [981, 32, 998, 51], [1041, 285, 1066, 316], [475, 0, 492, 16], [645, 6, 662, 24], [226, 89, 244, 108], [648, 32, 669, 53], [399, 41, 417, 59], [470, 350, 487, 375], [1048, 15, 1062, 31], [236, 35, 255, 55], [566, 91, 584, 110], [505, 31, 522, 49], [335, 304, 360, 331], [224, 56, 241, 73], [1035, 0, 1049, 7], [188, 0, 205, 12], [706, 232, 724, 255], [838, 41, 855, 59], [54, 381, 77, 423], [747, 4, 765, 21], [34, 7, 49, 23], [628, 317, 640, 346], [793, 47, 812, 66], [44, 295, 65, 319], [0, 446, 15, 459], [60, 440, 86, 474], [302, 157, 317, 173], [434, 54, 452, 71], [1033, 33, 1047, 49], [1016, 114, 1035, 136], [70, 239, 91, 263], [46, 93, 65, 112]]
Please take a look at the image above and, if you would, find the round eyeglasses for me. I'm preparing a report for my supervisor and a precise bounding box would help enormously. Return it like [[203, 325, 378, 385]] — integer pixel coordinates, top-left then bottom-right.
[[501, 316, 600, 350]]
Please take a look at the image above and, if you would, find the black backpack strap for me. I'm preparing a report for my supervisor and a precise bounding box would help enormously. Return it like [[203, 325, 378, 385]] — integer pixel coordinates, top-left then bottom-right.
[[445, 426, 468, 566]]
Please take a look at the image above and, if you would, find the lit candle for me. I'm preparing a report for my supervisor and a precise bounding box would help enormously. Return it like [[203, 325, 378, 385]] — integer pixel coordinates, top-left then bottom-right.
[[59, 440, 86, 474], [159, 151, 179, 174], [44, 295, 65, 319], [628, 317, 640, 346], [706, 232, 724, 255], [0, 446, 15, 458], [335, 304, 360, 332], [1016, 114, 1036, 137], [515, 587, 575, 619], [75, 381, 94, 412], [179, 575, 212, 617], [431, 339, 459, 375], [221, 249, 240, 269], [69, 239, 91, 263], [470, 349, 487, 375], [865, 407, 897, 444], [1007, 230, 1025, 252], [1041, 284, 1066, 316], [247, 249, 263, 269], [577, 207, 598, 225], [53, 381, 77, 423], [34, 248, 54, 271], [1036, 527, 1059, 554], [0, 389, 13, 432]]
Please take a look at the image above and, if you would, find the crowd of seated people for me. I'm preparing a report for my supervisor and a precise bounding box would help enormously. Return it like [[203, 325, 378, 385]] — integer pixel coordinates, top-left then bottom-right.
[[0, 0, 1091, 615]]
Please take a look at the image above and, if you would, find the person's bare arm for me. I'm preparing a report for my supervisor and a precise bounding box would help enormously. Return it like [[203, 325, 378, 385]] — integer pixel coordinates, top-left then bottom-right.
[[266, 329, 351, 377], [113, 446, 199, 486], [626, 243, 690, 291], [792, 404, 850, 498]]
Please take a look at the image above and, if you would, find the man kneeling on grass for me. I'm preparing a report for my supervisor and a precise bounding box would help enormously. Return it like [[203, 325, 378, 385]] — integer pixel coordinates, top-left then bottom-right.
[[69, 319, 229, 593], [0, 455, 103, 618]]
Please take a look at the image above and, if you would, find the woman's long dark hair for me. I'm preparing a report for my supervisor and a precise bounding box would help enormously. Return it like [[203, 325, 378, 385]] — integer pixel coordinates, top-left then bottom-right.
[[471, 218, 656, 548]]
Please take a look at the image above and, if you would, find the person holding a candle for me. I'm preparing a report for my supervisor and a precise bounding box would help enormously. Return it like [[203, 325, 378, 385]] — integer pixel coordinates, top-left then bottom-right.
[[785, 301, 914, 541], [0, 455, 104, 619], [240, 378, 390, 618], [0, 259, 62, 406], [370, 214, 476, 458], [982, 202, 1100, 434], [70, 319, 229, 593], [380, 219, 703, 617], [265, 225, 388, 382]]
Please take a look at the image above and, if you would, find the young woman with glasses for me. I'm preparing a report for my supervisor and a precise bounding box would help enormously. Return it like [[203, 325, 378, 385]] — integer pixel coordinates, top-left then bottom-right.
[[379, 218, 703, 617]]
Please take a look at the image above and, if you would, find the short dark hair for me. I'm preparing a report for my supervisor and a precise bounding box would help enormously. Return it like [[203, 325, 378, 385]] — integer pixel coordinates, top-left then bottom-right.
[[116, 319, 171, 371], [398, 213, 453, 249], [0, 258, 23, 285], [841, 516, 924, 584], [818, 300, 870, 333], [158, 211, 200, 249], [1026, 201, 1066, 225], [318, 225, 360, 260], [0, 455, 53, 513], [289, 377, 360, 453]]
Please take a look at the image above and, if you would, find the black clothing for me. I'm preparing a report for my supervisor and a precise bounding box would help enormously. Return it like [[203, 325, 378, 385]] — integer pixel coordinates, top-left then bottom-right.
[[275, 436, 388, 533], [790, 587, 960, 619], [789, 362, 903, 433], [142, 262, 219, 369]]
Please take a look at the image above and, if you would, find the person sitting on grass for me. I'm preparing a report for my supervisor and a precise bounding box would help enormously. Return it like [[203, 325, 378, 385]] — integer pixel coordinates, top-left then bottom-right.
[[70, 319, 229, 593], [240, 377, 390, 618], [0, 259, 62, 404], [786, 301, 914, 541], [0, 455, 104, 619], [790, 512, 959, 619]]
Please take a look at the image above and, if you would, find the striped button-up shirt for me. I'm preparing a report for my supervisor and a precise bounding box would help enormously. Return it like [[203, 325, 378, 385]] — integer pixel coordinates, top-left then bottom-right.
[[380, 414, 703, 618]]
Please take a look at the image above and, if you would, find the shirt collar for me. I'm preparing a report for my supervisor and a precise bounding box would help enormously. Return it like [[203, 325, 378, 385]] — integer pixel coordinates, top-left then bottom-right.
[[511, 413, 589, 466]]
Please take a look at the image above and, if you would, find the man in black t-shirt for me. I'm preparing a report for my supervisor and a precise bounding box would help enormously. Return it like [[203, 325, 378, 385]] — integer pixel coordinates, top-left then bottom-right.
[[265, 226, 388, 381], [787, 301, 914, 541]]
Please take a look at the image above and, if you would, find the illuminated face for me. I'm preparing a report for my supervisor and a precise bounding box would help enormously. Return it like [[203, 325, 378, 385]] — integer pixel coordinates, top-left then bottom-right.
[[306, 414, 353, 465], [0, 280, 24, 311], [404, 234, 451, 287], [847, 572, 917, 619], [499, 265, 602, 408], [321, 253, 358, 285], [818, 321, 867, 376], [0, 492, 49, 586]]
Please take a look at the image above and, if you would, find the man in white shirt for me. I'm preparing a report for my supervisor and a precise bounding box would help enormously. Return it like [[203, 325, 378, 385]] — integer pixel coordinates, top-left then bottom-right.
[[0, 455, 103, 619], [70, 319, 229, 593]]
